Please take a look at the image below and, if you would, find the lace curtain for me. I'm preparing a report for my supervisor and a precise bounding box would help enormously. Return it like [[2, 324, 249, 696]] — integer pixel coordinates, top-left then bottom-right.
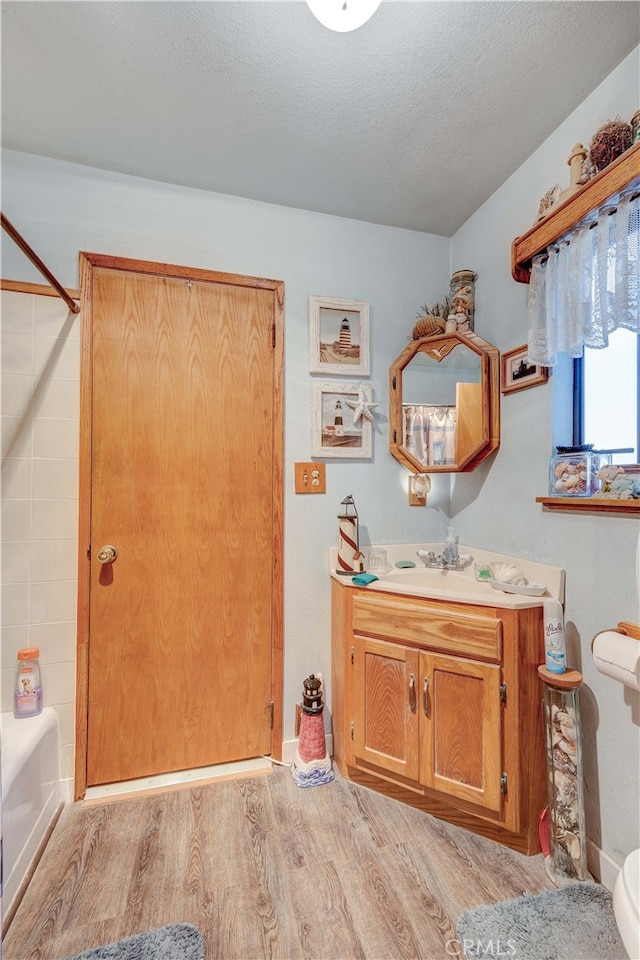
[[527, 185, 640, 366]]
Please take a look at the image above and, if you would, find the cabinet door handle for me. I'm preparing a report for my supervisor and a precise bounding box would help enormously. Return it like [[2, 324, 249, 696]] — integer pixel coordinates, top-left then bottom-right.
[[423, 677, 430, 717], [409, 673, 416, 713]]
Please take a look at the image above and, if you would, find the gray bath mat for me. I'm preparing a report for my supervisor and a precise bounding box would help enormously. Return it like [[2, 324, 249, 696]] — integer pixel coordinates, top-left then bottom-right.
[[63, 922, 205, 960], [456, 883, 627, 959]]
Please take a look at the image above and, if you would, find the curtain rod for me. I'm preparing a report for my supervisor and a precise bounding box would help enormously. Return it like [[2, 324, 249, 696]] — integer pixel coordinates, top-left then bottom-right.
[[1, 212, 80, 314]]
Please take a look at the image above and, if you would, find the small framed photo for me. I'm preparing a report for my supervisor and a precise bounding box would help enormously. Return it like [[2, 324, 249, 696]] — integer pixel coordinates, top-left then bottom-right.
[[501, 345, 549, 393], [311, 381, 372, 459], [308, 295, 370, 376]]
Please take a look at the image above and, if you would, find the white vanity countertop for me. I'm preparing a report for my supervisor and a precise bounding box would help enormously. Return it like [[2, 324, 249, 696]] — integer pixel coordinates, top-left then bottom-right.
[[329, 543, 565, 610]]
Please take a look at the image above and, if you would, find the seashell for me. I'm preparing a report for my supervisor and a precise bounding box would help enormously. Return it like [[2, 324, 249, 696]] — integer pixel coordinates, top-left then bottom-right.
[[564, 831, 582, 862], [553, 746, 576, 773], [489, 562, 528, 586], [554, 770, 578, 801], [412, 316, 445, 340], [557, 736, 577, 757]]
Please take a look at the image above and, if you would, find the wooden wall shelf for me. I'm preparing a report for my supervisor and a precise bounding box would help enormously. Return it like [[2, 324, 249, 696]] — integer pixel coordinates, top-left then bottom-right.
[[536, 497, 640, 516], [512, 141, 640, 284]]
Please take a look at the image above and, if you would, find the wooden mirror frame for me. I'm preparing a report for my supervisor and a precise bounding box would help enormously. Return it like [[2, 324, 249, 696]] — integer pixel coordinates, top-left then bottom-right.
[[389, 331, 500, 473]]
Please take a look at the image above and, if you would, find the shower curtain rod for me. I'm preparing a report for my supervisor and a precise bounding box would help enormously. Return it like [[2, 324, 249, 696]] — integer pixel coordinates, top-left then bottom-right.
[[1, 212, 80, 314]]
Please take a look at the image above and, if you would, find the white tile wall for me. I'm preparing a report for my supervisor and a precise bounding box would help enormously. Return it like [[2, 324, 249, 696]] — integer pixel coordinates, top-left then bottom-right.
[[1, 415, 33, 461], [1, 289, 80, 788]]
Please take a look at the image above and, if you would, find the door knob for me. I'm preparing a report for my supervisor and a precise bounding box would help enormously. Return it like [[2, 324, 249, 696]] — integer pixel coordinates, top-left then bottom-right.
[[97, 545, 118, 564]]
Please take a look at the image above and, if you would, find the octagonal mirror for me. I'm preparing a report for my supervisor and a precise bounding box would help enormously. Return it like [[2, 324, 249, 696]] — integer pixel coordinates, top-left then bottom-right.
[[389, 332, 500, 473]]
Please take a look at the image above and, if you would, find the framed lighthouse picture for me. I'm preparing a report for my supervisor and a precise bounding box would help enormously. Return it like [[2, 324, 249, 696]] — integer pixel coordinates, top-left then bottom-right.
[[311, 382, 373, 459], [308, 295, 370, 377]]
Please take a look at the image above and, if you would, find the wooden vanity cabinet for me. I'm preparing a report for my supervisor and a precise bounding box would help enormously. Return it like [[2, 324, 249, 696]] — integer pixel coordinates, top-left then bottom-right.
[[331, 581, 547, 855]]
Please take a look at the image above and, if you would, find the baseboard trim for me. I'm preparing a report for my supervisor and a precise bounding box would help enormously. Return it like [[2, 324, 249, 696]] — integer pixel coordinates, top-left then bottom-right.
[[82, 757, 273, 803], [586, 837, 621, 891]]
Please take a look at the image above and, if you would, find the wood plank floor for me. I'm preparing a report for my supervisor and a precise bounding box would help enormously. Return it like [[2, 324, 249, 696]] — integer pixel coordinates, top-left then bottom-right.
[[3, 766, 553, 960]]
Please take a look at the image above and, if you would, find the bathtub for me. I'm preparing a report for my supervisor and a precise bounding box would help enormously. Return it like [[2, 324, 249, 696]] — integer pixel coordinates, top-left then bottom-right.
[[1, 708, 62, 921]]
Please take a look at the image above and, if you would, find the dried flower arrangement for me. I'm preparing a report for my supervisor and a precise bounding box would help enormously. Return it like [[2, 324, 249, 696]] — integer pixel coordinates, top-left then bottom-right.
[[588, 117, 633, 173], [412, 297, 450, 339]]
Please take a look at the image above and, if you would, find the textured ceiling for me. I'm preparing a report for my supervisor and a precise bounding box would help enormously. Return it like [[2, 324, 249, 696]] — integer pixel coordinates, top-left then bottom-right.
[[1, 1, 638, 235]]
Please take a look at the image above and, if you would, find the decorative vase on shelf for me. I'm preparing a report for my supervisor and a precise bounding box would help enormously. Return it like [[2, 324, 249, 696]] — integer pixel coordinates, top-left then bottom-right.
[[448, 269, 477, 333]]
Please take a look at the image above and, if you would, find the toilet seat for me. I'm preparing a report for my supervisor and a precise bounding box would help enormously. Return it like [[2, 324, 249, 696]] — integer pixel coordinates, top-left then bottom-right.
[[613, 848, 640, 960]]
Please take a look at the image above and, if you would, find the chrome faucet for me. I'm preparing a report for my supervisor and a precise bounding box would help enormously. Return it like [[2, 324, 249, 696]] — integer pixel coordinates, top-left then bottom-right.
[[417, 548, 465, 571]]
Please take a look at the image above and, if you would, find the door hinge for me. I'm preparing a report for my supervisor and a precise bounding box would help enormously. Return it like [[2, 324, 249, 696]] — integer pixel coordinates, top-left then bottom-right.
[[500, 772, 508, 795], [350, 721, 354, 741], [392, 374, 396, 390], [269, 701, 274, 729], [393, 429, 397, 444], [272, 322, 276, 348], [87, 546, 91, 560], [499, 681, 507, 704], [350, 645, 354, 665]]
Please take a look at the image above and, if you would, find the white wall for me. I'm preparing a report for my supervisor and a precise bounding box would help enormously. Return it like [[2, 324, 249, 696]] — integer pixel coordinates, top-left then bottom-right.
[[0, 152, 452, 768], [451, 47, 640, 874], [1, 289, 79, 793]]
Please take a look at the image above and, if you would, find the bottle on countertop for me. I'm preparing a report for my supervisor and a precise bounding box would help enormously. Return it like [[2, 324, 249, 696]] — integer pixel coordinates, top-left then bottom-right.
[[443, 525, 458, 565], [14, 647, 43, 718]]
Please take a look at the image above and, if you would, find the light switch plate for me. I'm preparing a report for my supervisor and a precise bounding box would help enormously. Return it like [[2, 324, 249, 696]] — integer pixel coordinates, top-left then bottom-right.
[[294, 462, 326, 494]]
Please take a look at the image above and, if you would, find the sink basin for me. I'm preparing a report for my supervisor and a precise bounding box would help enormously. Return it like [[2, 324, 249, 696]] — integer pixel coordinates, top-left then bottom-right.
[[365, 566, 547, 608], [329, 543, 564, 609], [381, 567, 491, 594]]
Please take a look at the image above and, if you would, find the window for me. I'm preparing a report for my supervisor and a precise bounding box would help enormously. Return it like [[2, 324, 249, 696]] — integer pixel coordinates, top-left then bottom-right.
[[575, 328, 639, 463], [527, 182, 640, 469]]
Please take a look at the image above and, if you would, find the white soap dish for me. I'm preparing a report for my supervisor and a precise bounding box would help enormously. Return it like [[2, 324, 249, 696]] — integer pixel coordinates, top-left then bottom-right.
[[489, 579, 547, 596], [489, 561, 527, 585]]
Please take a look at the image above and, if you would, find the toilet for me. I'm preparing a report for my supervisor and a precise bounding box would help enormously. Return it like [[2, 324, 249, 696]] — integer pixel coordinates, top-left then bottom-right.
[[613, 848, 640, 960]]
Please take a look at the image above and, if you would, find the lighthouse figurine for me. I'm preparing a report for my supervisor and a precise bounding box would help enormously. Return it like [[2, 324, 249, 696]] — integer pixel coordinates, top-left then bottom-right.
[[336, 495, 364, 575], [292, 674, 334, 788]]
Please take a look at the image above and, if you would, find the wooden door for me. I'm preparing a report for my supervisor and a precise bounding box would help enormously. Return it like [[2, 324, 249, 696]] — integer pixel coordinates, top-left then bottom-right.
[[75, 254, 283, 795], [353, 637, 420, 781], [420, 652, 502, 813]]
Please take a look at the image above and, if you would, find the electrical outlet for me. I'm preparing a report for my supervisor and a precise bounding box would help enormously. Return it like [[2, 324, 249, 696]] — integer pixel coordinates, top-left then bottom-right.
[[294, 461, 326, 494]]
